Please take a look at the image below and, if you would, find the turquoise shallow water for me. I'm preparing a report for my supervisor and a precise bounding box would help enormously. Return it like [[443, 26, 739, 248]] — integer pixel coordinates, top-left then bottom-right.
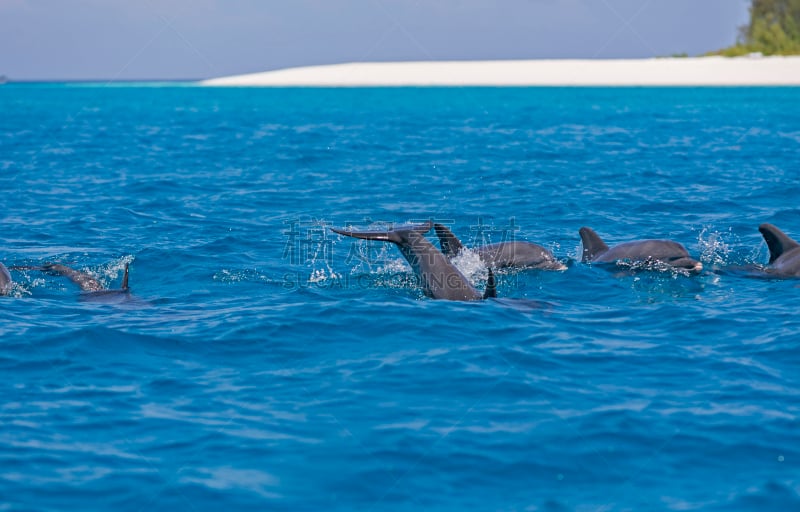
[[1, 84, 800, 511]]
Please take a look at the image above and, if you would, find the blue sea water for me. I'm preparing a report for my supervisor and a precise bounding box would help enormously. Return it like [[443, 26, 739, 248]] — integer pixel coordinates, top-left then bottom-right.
[[1, 84, 799, 511]]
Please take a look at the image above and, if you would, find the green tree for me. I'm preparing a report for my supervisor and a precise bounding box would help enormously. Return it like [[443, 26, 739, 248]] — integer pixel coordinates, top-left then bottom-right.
[[711, 0, 800, 55]]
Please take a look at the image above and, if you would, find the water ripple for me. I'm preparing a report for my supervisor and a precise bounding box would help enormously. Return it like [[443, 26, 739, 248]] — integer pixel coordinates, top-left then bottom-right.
[[1, 85, 799, 511]]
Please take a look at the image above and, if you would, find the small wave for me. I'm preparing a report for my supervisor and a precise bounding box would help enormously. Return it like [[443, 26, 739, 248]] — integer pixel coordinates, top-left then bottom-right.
[[373, 419, 430, 431], [726, 481, 800, 510], [614, 259, 697, 277], [179, 466, 281, 499], [0, 436, 141, 461], [41, 384, 139, 395]]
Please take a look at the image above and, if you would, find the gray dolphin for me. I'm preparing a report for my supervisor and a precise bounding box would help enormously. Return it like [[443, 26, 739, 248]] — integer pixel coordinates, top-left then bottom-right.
[[331, 221, 496, 301], [433, 223, 566, 270], [0, 263, 12, 296], [579, 227, 703, 273], [20, 263, 131, 299], [758, 223, 800, 277]]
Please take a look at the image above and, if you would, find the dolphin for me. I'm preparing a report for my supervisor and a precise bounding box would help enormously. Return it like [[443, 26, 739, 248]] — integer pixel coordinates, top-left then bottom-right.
[[19, 263, 131, 299], [579, 227, 703, 273], [758, 223, 800, 277], [433, 223, 566, 270], [331, 221, 496, 301], [0, 263, 12, 296]]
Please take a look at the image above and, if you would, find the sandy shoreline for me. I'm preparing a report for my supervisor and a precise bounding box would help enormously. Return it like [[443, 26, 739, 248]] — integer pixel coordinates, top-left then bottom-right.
[[201, 57, 800, 87]]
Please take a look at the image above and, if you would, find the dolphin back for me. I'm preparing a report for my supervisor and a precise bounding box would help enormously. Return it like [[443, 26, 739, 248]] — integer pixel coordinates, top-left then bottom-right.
[[579, 227, 609, 262], [475, 242, 564, 269], [603, 240, 689, 261], [0, 263, 12, 296], [436, 224, 564, 269], [759, 223, 800, 264]]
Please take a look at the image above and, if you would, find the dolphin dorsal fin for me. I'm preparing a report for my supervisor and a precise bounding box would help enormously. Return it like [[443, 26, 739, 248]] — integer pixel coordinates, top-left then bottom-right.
[[121, 263, 130, 290], [759, 223, 800, 264], [579, 227, 609, 262], [483, 268, 497, 299], [433, 223, 465, 256]]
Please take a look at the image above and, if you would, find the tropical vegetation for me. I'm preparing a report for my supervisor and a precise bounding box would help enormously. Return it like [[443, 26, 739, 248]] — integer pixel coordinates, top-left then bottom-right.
[[711, 0, 800, 56]]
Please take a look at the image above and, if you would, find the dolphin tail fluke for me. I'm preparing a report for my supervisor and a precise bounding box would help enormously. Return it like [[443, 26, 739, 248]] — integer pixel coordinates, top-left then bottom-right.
[[331, 226, 392, 241], [579, 227, 609, 262], [433, 223, 465, 256], [331, 221, 432, 243], [483, 268, 497, 299], [759, 223, 800, 264], [121, 263, 130, 290]]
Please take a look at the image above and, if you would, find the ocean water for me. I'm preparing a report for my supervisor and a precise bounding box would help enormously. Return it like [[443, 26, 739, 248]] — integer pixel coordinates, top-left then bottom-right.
[[1, 84, 799, 511]]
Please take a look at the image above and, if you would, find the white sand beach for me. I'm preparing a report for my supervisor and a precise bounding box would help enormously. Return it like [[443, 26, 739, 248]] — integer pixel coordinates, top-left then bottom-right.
[[201, 56, 800, 87]]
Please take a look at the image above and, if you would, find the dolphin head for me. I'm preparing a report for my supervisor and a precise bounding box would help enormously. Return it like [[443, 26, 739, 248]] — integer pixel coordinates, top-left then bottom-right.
[[666, 256, 703, 274]]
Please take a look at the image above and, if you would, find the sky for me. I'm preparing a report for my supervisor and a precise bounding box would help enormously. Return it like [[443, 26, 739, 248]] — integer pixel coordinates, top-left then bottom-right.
[[0, 0, 751, 81]]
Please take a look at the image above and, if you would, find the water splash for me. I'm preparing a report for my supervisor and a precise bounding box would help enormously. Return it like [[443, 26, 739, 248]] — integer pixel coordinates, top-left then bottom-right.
[[697, 226, 733, 266], [307, 269, 341, 283], [213, 269, 270, 284], [8, 280, 34, 298], [451, 249, 488, 283], [376, 258, 411, 275], [96, 255, 135, 286]]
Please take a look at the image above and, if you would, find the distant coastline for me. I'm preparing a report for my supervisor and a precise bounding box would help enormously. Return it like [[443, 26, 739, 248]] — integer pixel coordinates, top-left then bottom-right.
[[201, 56, 800, 87]]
